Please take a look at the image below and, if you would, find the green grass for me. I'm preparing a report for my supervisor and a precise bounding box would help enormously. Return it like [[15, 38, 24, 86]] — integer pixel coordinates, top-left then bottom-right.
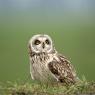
[[0, 77, 95, 95]]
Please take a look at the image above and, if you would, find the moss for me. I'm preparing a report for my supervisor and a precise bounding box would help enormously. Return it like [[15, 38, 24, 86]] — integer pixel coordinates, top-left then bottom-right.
[[0, 77, 95, 95]]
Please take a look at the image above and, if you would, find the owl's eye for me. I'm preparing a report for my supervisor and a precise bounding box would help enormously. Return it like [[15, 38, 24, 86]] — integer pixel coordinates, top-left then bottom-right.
[[34, 40, 41, 45], [45, 39, 50, 44]]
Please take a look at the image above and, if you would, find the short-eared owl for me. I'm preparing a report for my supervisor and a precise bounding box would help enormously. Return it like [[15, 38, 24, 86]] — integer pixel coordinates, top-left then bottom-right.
[[28, 34, 78, 84]]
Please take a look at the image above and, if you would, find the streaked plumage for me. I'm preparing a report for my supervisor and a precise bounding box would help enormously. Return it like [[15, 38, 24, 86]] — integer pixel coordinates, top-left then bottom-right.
[[28, 34, 78, 84]]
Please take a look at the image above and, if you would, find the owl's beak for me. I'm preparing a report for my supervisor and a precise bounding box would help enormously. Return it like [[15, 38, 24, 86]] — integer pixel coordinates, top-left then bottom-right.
[[42, 43, 45, 49]]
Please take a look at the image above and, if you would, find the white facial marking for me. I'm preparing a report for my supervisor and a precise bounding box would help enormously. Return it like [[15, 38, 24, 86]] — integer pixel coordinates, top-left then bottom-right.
[[29, 34, 53, 53]]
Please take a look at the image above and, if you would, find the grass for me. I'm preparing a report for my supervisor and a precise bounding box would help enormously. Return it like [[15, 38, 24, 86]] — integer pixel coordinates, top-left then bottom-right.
[[0, 77, 95, 95]]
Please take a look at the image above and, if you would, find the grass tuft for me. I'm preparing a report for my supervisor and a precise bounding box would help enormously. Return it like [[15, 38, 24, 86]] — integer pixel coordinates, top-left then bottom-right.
[[0, 77, 95, 95]]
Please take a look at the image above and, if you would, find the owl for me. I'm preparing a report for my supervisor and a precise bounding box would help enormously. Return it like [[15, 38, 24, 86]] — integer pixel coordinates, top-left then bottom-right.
[[28, 34, 78, 84]]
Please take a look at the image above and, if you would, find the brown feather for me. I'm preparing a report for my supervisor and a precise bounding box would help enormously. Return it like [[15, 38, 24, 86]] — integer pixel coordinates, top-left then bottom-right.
[[48, 54, 77, 84]]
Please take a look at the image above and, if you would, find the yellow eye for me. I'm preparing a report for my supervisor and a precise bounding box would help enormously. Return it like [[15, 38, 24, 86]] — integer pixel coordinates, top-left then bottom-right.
[[34, 40, 41, 45], [45, 39, 50, 44]]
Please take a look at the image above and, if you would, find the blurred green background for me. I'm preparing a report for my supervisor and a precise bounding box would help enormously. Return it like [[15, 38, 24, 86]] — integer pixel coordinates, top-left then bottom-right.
[[0, 0, 95, 82]]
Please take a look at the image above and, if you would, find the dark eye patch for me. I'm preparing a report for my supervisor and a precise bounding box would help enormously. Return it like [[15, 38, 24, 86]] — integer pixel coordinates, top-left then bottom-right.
[[45, 39, 50, 44], [34, 40, 41, 45]]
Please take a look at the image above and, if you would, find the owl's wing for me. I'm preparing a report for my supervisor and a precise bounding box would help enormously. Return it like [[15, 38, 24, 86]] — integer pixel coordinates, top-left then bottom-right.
[[48, 54, 77, 84]]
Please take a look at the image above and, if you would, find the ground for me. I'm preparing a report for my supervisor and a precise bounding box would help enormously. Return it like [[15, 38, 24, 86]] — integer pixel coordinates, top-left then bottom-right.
[[0, 77, 95, 95]]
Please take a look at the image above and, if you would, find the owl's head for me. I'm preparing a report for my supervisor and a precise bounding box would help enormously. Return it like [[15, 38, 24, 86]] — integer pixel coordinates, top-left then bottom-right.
[[28, 34, 54, 53]]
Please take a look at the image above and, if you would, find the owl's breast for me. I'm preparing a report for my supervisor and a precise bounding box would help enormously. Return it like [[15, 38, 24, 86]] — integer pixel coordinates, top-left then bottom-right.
[[30, 54, 56, 82]]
